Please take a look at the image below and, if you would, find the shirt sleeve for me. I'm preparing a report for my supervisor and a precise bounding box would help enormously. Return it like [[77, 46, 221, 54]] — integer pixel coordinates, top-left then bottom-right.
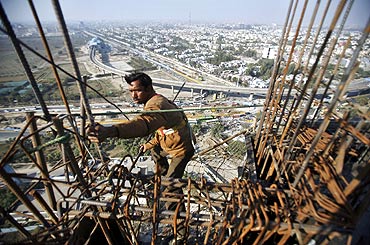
[[114, 111, 167, 138], [114, 94, 180, 139]]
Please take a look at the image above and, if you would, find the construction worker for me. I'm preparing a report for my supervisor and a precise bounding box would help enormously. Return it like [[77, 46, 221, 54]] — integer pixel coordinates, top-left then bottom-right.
[[87, 72, 194, 243]]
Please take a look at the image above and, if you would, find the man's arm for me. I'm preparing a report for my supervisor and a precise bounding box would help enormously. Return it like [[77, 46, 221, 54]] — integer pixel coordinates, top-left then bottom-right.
[[87, 124, 118, 143], [142, 134, 159, 152], [87, 102, 168, 143]]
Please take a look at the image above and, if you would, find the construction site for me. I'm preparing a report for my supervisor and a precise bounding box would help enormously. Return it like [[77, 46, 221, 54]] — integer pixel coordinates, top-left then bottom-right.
[[0, 0, 369, 244]]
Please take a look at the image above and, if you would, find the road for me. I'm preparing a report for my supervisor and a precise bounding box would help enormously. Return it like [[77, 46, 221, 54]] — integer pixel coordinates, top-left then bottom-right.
[[84, 31, 370, 98], [85, 31, 268, 96]]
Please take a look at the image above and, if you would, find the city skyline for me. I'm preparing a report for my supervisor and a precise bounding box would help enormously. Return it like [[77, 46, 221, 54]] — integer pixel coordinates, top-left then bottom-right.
[[1, 0, 369, 28]]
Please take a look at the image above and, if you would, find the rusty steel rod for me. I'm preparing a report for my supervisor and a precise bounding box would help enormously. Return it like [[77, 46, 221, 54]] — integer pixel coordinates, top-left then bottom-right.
[[0, 2, 51, 121]]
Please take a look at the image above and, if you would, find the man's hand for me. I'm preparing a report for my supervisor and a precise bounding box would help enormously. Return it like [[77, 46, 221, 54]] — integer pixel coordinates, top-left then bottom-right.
[[140, 144, 148, 153], [140, 142, 157, 153], [87, 123, 117, 143]]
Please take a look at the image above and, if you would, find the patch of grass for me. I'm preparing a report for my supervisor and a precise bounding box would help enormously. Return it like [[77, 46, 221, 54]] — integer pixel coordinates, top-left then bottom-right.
[[0, 188, 17, 209]]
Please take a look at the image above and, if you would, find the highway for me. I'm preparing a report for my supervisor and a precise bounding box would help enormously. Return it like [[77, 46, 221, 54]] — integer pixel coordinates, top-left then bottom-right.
[[85, 31, 268, 96], [85, 31, 370, 98], [89, 47, 129, 77]]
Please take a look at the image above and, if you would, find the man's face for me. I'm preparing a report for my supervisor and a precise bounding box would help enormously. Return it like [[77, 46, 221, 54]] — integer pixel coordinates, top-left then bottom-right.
[[128, 80, 152, 104]]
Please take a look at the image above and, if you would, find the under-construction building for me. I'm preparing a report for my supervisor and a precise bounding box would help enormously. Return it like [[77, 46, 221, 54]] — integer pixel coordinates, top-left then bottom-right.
[[0, 0, 369, 244]]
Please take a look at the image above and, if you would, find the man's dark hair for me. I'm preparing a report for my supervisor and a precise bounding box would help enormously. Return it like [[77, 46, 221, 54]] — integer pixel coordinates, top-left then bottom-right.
[[124, 72, 152, 87]]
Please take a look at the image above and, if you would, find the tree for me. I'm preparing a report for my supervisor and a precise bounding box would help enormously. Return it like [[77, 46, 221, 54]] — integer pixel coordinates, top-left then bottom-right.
[[356, 67, 370, 78], [211, 123, 225, 138], [258, 58, 274, 80], [191, 123, 201, 135], [227, 140, 247, 159], [244, 49, 257, 58], [207, 50, 236, 66], [0, 188, 17, 208]]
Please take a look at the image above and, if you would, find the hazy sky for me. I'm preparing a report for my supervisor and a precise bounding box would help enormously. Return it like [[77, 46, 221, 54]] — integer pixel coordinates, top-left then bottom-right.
[[1, 0, 369, 28]]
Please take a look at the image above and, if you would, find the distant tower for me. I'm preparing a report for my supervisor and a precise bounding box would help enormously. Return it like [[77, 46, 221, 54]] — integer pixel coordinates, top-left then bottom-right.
[[79, 21, 85, 29], [189, 11, 192, 26]]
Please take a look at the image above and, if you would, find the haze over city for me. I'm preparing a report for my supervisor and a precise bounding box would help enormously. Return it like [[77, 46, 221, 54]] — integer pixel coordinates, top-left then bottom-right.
[[1, 0, 369, 28]]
